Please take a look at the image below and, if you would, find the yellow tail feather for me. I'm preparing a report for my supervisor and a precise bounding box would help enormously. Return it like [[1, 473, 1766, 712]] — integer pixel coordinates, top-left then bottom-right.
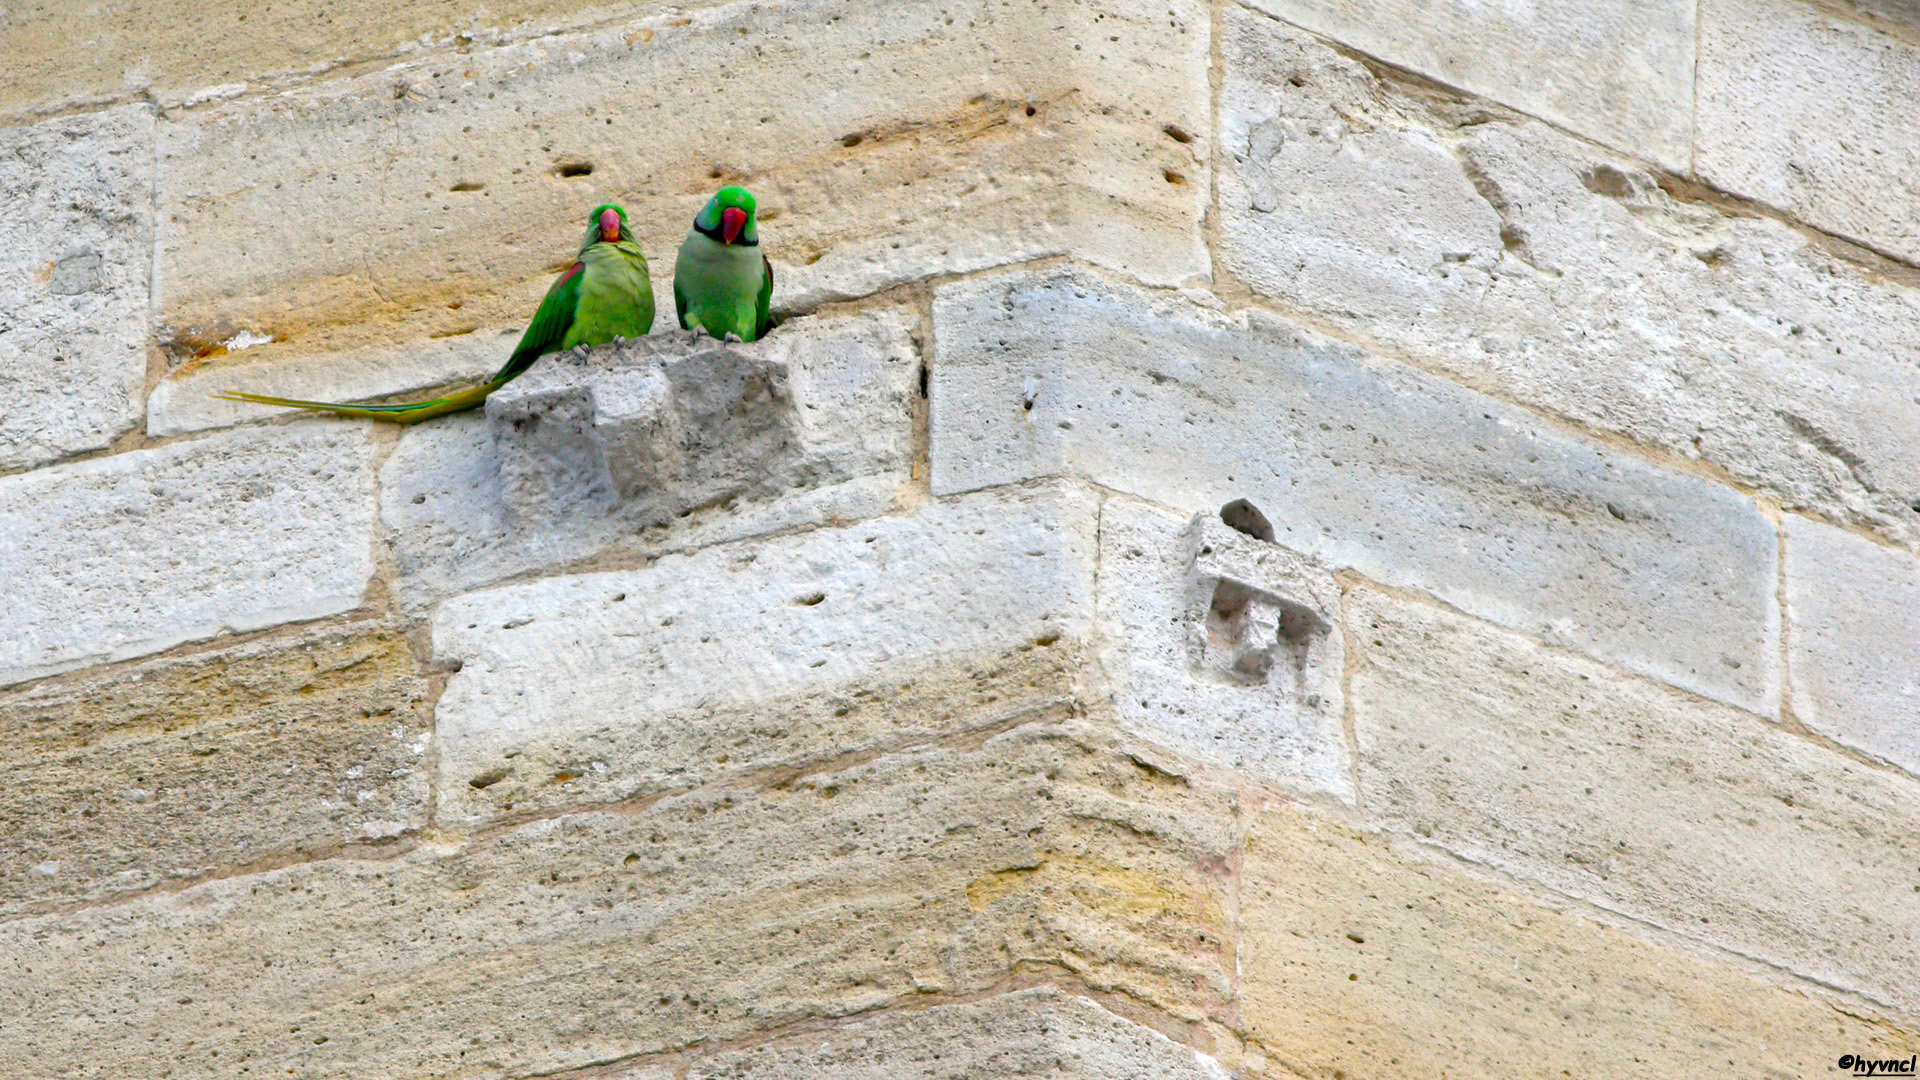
[[210, 380, 505, 425]]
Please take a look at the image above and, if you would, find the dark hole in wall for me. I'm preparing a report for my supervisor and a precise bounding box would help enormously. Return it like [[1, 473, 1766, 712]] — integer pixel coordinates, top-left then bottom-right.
[[1220, 498, 1274, 542]]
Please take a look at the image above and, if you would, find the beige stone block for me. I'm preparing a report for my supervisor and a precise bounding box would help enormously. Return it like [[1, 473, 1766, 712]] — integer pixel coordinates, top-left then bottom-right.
[[1349, 587, 1920, 1015], [0, 623, 429, 916], [1241, 0, 1694, 170], [685, 987, 1231, 1079], [0, 105, 152, 471], [0, 0, 655, 121], [430, 484, 1096, 823], [0, 719, 1237, 1078], [1240, 805, 1917, 1079], [1219, 9, 1920, 547], [151, 0, 1207, 372], [1699, 0, 1920, 265], [1785, 515, 1920, 775], [0, 424, 377, 686]]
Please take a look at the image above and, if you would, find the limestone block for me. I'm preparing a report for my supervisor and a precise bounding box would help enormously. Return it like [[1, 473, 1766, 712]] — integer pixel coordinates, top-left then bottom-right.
[[0, 0, 652, 122], [1348, 587, 1920, 1015], [0, 719, 1239, 1079], [931, 268, 1778, 714], [381, 307, 916, 607], [0, 623, 429, 916], [1785, 516, 1920, 775], [1241, 0, 1694, 170], [1240, 805, 1917, 1079], [1219, 11, 1920, 547], [146, 328, 506, 437], [0, 105, 152, 471], [431, 483, 1096, 823], [0, 424, 375, 686], [684, 988, 1231, 1079], [1700, 0, 1920, 265], [153, 0, 1208, 365], [1095, 495, 1349, 797]]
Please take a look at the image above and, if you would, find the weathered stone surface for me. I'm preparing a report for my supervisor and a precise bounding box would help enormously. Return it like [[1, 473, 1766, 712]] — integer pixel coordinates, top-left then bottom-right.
[[1348, 587, 1920, 1015], [0, 105, 152, 471], [1240, 804, 1918, 1079], [153, 0, 1207, 366], [0, 623, 429, 916], [0, 424, 376, 686], [1699, 0, 1920, 265], [432, 483, 1096, 823], [1095, 496, 1349, 798], [0, 0, 658, 121], [1219, 10, 1920, 547], [684, 988, 1231, 1079], [1243, 0, 1693, 170], [1786, 515, 1920, 775], [146, 327, 505, 437], [381, 307, 917, 608], [932, 268, 1778, 714], [0, 719, 1238, 1078]]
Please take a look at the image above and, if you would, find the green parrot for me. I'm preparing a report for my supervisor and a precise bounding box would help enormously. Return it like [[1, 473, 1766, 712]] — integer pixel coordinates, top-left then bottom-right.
[[213, 204, 654, 423], [673, 185, 773, 343]]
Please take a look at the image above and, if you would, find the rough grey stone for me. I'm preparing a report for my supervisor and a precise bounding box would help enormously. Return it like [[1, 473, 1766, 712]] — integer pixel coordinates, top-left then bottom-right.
[[1242, 0, 1694, 169], [932, 268, 1778, 714], [380, 308, 917, 609], [1785, 515, 1920, 775], [685, 987, 1231, 1079], [1350, 587, 1920, 1016], [1218, 11, 1920, 548], [431, 483, 1096, 823], [1699, 0, 1920, 265], [1095, 495, 1350, 798], [0, 424, 376, 686], [0, 105, 152, 471]]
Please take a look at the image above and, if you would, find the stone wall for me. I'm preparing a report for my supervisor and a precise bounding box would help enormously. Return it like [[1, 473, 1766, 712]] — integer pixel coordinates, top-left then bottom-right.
[[2, 0, 1917, 1075]]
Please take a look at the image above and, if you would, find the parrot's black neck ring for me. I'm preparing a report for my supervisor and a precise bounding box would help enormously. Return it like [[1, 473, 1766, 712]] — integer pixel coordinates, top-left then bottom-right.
[[694, 223, 758, 247]]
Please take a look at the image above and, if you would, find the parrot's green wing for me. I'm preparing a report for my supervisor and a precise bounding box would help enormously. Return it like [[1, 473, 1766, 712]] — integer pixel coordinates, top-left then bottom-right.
[[673, 274, 690, 331], [492, 260, 585, 382], [755, 255, 774, 340]]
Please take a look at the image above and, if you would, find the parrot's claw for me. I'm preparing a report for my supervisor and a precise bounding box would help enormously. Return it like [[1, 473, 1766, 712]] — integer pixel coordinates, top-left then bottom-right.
[[572, 344, 591, 359], [722, 332, 744, 344], [688, 326, 706, 345]]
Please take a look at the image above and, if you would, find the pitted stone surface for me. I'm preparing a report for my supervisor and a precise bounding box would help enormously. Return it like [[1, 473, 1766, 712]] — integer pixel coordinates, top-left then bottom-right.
[[380, 308, 917, 608], [932, 268, 1778, 714], [1785, 516, 1920, 775], [1095, 496, 1349, 798], [432, 483, 1096, 823], [0, 424, 376, 686], [1242, 0, 1694, 169], [0, 622, 429, 915], [147, 328, 505, 436], [0, 105, 152, 471], [1241, 805, 1918, 1079], [153, 0, 1207, 365], [1218, 11, 1920, 548], [1348, 587, 1920, 1016], [1700, 0, 1920, 265], [0, 720, 1238, 1079], [684, 988, 1232, 1079]]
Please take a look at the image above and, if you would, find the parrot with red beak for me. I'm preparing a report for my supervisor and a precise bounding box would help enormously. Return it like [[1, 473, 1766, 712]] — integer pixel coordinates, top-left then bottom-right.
[[213, 203, 654, 423], [673, 185, 773, 343]]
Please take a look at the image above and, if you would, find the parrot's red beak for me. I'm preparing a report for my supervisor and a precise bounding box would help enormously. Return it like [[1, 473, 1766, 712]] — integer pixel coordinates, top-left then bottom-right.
[[599, 207, 621, 242], [721, 206, 747, 245]]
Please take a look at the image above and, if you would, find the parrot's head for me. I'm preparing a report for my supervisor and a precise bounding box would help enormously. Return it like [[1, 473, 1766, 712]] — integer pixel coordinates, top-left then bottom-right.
[[695, 186, 759, 246], [583, 204, 631, 250]]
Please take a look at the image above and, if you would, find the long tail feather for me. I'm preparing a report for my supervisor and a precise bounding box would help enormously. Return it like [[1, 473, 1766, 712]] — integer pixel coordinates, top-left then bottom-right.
[[211, 380, 505, 425]]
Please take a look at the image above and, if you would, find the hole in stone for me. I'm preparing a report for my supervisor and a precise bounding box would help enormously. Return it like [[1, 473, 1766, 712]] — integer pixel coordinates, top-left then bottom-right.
[[1164, 169, 1186, 185], [468, 768, 509, 790], [449, 181, 485, 192], [1579, 163, 1636, 199], [918, 363, 930, 398], [1161, 123, 1193, 143], [554, 161, 594, 177], [1288, 75, 1306, 87], [623, 853, 640, 866], [1025, 104, 1037, 117], [795, 591, 826, 606], [840, 132, 864, 147], [1220, 498, 1274, 542]]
